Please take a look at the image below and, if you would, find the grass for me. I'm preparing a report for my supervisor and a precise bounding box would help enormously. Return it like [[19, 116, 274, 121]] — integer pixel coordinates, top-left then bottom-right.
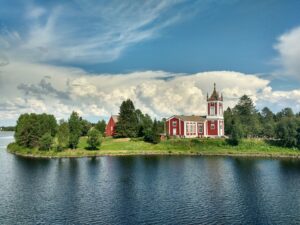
[[7, 137, 300, 158]]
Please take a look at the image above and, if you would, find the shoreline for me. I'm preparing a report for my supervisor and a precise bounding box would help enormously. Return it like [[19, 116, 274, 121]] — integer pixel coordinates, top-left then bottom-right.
[[7, 147, 300, 160]]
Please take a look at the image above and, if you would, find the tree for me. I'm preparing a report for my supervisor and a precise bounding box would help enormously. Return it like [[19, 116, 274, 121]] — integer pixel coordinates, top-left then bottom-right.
[[87, 128, 102, 150], [157, 118, 166, 134], [95, 119, 106, 135], [39, 132, 53, 151], [15, 113, 57, 148], [144, 119, 161, 144], [275, 118, 298, 147], [151, 119, 161, 144], [115, 99, 139, 138], [224, 107, 234, 135], [68, 111, 82, 149], [80, 118, 92, 136], [227, 119, 243, 146], [136, 110, 153, 137], [276, 107, 294, 121], [260, 107, 275, 138], [233, 95, 261, 137], [57, 120, 69, 151]]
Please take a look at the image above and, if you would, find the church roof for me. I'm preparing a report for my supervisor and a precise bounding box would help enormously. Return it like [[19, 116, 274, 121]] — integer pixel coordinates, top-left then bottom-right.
[[207, 83, 223, 101], [174, 115, 206, 122]]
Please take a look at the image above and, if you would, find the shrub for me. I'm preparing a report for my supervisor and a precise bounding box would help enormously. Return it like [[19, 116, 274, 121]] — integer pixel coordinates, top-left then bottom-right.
[[87, 128, 102, 150]]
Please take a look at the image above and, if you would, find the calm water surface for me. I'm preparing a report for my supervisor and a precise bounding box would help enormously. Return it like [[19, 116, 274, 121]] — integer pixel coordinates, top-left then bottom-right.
[[1, 131, 300, 224]]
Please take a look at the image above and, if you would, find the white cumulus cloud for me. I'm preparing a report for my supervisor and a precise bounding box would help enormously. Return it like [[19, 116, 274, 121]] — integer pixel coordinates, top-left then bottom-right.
[[274, 26, 300, 79], [1, 61, 300, 125]]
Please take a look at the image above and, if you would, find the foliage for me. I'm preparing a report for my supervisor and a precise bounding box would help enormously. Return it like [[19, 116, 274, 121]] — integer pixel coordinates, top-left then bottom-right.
[[57, 120, 69, 151], [68, 111, 82, 149], [87, 128, 102, 150], [95, 119, 106, 135], [227, 119, 243, 146], [224, 107, 234, 135], [136, 110, 153, 137], [232, 95, 260, 137], [259, 107, 275, 138], [115, 99, 139, 138], [144, 119, 161, 144], [39, 132, 53, 151], [14, 113, 57, 148], [80, 119, 92, 136], [223, 95, 300, 149], [275, 117, 299, 147]]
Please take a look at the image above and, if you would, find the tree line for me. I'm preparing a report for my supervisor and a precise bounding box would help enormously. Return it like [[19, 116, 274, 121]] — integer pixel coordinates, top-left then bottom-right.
[[0, 126, 15, 131], [14, 112, 106, 151], [225, 95, 300, 148], [13, 99, 164, 151]]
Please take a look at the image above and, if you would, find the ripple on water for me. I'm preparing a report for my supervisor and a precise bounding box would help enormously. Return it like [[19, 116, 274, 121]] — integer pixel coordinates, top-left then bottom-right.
[[0, 153, 300, 224]]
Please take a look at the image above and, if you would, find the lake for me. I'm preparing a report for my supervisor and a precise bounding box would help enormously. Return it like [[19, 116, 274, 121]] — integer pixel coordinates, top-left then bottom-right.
[[1, 131, 300, 224]]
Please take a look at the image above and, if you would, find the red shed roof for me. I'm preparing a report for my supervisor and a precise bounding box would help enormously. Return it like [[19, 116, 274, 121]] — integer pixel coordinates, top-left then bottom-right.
[[111, 115, 119, 123]]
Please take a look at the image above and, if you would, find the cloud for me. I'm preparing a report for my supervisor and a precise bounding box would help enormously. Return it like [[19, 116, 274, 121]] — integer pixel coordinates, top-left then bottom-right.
[[0, 54, 9, 67], [0, 0, 197, 64], [18, 77, 70, 100], [2, 61, 300, 125], [274, 26, 300, 79]]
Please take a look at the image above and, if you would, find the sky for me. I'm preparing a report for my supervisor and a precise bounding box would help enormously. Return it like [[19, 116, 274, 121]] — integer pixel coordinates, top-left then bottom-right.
[[0, 0, 300, 125]]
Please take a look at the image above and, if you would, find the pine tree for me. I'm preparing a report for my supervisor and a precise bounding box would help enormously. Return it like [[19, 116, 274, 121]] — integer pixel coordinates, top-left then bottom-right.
[[233, 95, 260, 138], [115, 99, 139, 138]]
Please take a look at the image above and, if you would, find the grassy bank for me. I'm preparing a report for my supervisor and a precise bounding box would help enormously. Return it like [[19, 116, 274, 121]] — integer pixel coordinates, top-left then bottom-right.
[[7, 137, 300, 159]]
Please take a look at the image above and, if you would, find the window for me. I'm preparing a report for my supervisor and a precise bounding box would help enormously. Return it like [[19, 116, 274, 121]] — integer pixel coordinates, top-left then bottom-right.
[[172, 121, 177, 126], [211, 123, 215, 130], [198, 124, 203, 133], [191, 123, 195, 135], [210, 106, 215, 116], [219, 104, 223, 115]]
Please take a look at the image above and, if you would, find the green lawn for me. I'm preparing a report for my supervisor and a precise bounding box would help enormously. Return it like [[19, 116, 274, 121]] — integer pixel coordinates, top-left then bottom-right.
[[7, 137, 300, 158]]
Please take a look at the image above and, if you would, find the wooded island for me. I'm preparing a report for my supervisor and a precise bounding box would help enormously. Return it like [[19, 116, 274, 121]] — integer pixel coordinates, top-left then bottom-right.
[[7, 94, 300, 158]]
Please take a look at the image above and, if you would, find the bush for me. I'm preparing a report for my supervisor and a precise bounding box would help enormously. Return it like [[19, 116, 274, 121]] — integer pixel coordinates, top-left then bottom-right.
[[39, 133, 53, 151], [87, 128, 102, 150]]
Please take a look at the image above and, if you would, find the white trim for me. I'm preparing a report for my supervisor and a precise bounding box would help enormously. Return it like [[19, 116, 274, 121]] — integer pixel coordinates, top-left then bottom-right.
[[179, 119, 181, 136]]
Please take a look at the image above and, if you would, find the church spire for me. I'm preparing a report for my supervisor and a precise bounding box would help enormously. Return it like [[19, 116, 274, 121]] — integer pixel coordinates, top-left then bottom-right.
[[207, 82, 222, 101]]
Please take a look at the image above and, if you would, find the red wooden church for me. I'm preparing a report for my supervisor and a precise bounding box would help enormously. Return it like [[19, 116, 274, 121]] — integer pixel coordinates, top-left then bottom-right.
[[166, 83, 224, 138]]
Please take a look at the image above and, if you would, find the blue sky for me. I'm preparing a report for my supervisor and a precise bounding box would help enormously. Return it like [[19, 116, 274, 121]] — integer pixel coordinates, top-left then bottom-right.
[[1, 0, 300, 125]]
